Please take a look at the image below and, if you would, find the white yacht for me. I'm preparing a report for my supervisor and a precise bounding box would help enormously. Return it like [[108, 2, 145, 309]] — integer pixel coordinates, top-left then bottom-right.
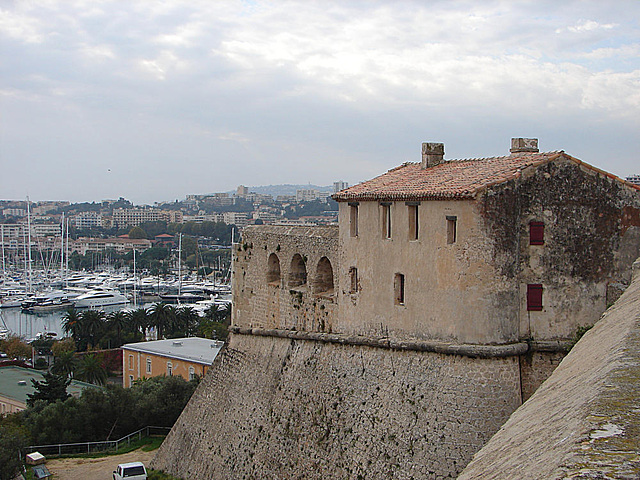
[[73, 289, 129, 308]]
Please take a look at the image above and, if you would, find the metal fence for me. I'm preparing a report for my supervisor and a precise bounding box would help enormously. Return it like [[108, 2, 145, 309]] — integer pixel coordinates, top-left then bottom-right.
[[23, 425, 171, 457]]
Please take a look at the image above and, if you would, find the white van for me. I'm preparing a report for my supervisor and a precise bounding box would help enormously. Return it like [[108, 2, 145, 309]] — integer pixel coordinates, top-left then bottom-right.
[[113, 461, 148, 480]]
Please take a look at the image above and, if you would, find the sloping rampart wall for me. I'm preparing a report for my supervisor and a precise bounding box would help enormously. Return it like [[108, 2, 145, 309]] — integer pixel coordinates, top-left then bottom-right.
[[459, 260, 640, 479], [151, 333, 521, 479]]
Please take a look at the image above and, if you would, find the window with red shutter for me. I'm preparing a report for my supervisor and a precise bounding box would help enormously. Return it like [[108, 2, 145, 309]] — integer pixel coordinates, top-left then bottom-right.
[[530, 221, 544, 245], [527, 284, 543, 311]]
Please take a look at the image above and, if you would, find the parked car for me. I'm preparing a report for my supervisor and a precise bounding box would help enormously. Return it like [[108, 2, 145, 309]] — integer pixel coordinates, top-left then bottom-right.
[[113, 462, 147, 480]]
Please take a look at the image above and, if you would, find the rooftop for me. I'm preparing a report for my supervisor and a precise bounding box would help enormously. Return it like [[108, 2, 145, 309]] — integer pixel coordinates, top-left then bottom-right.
[[0, 366, 99, 405], [333, 151, 566, 202], [333, 141, 640, 202], [122, 337, 224, 365]]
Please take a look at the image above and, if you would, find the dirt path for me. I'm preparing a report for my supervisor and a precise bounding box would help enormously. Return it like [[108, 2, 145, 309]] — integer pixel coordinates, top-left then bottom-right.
[[45, 448, 156, 480]]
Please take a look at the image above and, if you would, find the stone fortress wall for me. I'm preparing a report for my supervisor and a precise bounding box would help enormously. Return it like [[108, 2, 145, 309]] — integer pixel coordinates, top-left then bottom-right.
[[459, 259, 640, 479], [232, 225, 339, 333], [152, 222, 638, 479], [152, 144, 640, 479], [152, 332, 522, 479]]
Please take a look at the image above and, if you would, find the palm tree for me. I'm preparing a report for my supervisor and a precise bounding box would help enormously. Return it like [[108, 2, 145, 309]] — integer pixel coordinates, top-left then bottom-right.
[[61, 307, 81, 341], [79, 310, 106, 348], [149, 302, 176, 339], [125, 307, 149, 338], [107, 310, 127, 346], [176, 306, 199, 337], [77, 353, 107, 386], [51, 350, 78, 378]]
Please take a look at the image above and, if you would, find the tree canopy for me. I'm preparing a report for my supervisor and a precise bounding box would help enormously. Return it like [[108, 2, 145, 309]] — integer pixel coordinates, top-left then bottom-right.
[[26, 372, 71, 407]]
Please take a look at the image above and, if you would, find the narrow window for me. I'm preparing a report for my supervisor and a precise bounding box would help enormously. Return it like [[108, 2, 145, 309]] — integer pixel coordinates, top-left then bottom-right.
[[189, 366, 196, 380], [527, 284, 543, 311], [146, 358, 152, 374], [128, 354, 133, 370], [129, 375, 134, 387], [394, 273, 405, 305], [381, 203, 392, 239], [407, 203, 419, 240], [446, 216, 457, 244], [167, 362, 173, 376], [530, 221, 544, 245], [349, 203, 359, 237], [349, 267, 358, 293], [267, 253, 281, 285]]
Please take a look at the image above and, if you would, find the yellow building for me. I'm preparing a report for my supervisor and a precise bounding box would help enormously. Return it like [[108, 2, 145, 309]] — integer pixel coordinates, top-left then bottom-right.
[[121, 337, 224, 387]]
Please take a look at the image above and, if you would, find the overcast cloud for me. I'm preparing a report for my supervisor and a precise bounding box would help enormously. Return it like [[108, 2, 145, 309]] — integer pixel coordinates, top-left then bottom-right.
[[1, 0, 639, 204]]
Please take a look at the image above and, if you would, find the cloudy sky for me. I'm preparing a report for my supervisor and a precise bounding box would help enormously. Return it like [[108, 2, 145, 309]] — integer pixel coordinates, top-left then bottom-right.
[[1, 1, 639, 204]]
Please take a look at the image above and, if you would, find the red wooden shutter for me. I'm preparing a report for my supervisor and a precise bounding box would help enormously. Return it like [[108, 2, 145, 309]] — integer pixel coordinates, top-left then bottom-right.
[[530, 221, 544, 245], [527, 284, 543, 311]]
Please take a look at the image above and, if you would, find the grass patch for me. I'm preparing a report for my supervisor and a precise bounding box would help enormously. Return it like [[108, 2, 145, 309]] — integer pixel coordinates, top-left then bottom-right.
[[37, 435, 166, 460]]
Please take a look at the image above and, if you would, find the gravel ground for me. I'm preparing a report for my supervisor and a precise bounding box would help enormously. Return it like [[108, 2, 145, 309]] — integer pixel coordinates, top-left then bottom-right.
[[44, 448, 156, 480]]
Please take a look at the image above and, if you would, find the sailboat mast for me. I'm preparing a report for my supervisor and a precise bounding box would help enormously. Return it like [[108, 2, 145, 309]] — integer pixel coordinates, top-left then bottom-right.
[[1, 224, 5, 280], [65, 218, 69, 286], [26, 197, 32, 292], [178, 233, 182, 296], [60, 213, 65, 280], [133, 247, 137, 306]]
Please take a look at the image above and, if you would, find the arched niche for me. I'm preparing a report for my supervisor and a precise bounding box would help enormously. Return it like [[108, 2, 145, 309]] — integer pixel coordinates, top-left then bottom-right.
[[288, 253, 307, 288]]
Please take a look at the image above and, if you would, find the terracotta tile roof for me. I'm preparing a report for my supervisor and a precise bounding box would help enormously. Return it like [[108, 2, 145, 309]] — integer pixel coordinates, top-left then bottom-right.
[[333, 152, 569, 201]]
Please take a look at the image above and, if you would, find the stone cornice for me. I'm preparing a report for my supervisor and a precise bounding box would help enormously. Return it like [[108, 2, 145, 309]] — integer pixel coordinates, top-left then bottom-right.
[[228, 326, 564, 358]]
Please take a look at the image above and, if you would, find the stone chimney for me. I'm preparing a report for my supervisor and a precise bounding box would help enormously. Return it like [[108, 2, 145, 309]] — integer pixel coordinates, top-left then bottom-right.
[[422, 142, 444, 169], [510, 138, 539, 154]]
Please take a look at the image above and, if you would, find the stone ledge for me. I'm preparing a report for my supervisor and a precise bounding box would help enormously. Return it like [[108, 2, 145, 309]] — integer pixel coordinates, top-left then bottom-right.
[[229, 326, 536, 358]]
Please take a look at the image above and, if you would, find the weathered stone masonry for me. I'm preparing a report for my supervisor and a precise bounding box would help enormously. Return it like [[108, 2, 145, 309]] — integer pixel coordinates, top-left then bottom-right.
[[152, 141, 640, 479], [153, 334, 522, 480]]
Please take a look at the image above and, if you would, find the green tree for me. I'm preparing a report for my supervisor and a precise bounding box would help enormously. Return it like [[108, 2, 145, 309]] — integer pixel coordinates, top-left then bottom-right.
[[107, 310, 128, 346], [126, 307, 149, 337], [0, 423, 29, 480], [26, 372, 71, 407], [52, 337, 76, 357], [77, 354, 107, 386], [128, 226, 147, 239], [51, 351, 78, 378], [149, 302, 176, 339], [61, 308, 82, 343], [79, 310, 106, 348], [1, 336, 31, 360]]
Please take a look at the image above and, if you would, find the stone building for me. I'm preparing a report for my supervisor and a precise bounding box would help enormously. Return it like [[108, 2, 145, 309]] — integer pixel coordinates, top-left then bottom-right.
[[332, 138, 640, 346], [152, 138, 640, 479]]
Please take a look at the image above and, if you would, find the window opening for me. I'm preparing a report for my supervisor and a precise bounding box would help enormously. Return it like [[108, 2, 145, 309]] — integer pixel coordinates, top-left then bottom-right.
[[167, 362, 173, 376], [527, 284, 543, 311], [381, 203, 392, 239], [407, 203, 419, 240], [146, 358, 152, 374], [349, 203, 359, 237], [349, 267, 358, 293], [530, 221, 544, 245], [314, 257, 334, 293], [189, 366, 196, 380], [267, 253, 281, 284], [394, 273, 405, 305], [128, 354, 133, 370], [446, 216, 457, 244], [129, 375, 134, 387]]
